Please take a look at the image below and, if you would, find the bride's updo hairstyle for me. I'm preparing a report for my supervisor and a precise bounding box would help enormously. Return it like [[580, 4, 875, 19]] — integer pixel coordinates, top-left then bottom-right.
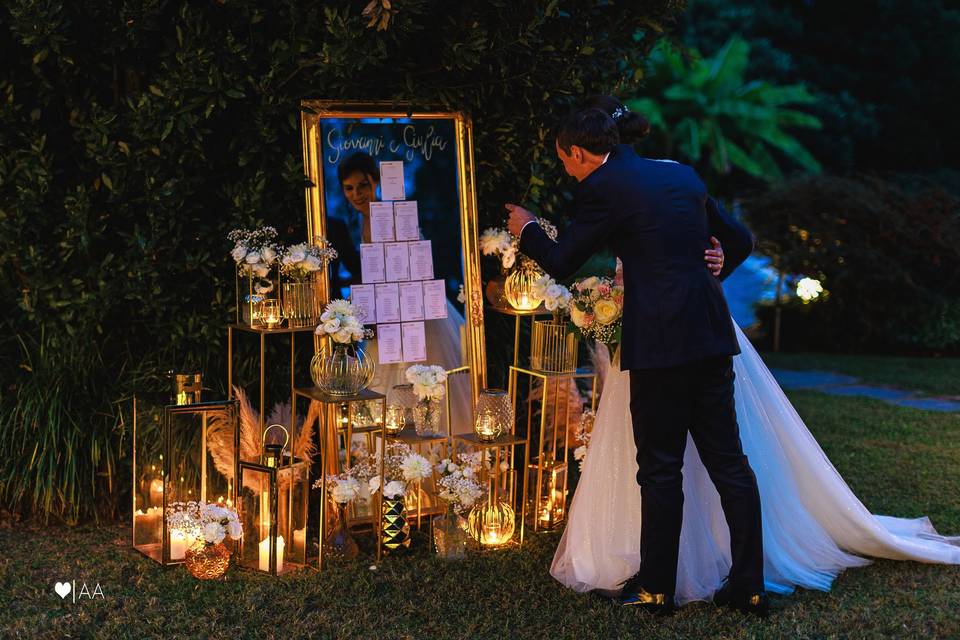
[[581, 95, 651, 144]]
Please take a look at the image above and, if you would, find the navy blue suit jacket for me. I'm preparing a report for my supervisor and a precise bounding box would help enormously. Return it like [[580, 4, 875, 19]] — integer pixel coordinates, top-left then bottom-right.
[[519, 144, 754, 370]]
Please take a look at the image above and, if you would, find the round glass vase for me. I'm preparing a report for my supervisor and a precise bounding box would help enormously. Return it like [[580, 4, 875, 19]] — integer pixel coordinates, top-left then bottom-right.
[[323, 503, 359, 562], [412, 397, 443, 436], [311, 342, 375, 397], [282, 279, 320, 328], [184, 542, 231, 580], [433, 503, 468, 559], [467, 499, 516, 547], [504, 263, 544, 311]]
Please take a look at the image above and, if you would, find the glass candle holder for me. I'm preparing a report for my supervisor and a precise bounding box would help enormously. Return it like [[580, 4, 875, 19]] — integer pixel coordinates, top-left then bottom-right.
[[261, 299, 282, 328], [474, 389, 512, 442], [504, 264, 543, 311], [384, 404, 405, 435]]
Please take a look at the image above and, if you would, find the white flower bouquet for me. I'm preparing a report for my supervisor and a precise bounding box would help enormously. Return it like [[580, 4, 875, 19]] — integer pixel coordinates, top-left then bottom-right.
[[435, 454, 486, 514], [165, 500, 243, 547], [315, 299, 372, 344], [280, 239, 338, 282], [569, 275, 624, 345], [366, 442, 434, 499], [531, 274, 572, 316], [405, 364, 448, 402], [228, 227, 280, 278], [479, 218, 558, 272]]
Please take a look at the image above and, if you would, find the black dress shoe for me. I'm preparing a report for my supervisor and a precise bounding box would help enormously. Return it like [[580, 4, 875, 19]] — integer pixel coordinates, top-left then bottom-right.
[[712, 579, 770, 618], [619, 574, 676, 615]]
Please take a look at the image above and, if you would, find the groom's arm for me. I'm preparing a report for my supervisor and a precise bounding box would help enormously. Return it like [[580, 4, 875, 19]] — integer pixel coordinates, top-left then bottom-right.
[[706, 196, 754, 280], [517, 183, 616, 282]]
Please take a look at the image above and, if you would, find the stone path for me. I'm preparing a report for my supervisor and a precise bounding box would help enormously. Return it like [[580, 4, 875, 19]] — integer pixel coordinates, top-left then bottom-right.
[[770, 369, 960, 412]]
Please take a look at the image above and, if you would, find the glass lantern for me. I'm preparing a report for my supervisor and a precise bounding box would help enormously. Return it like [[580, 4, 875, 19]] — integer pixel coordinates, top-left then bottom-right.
[[467, 499, 516, 547], [237, 425, 309, 575], [384, 404, 405, 435], [504, 263, 544, 311], [132, 398, 239, 565], [474, 389, 513, 442], [387, 383, 418, 428], [530, 458, 568, 531], [260, 299, 283, 329]]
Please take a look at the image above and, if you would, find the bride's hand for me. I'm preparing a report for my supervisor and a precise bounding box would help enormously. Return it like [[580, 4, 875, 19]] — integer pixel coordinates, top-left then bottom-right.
[[705, 236, 724, 277]]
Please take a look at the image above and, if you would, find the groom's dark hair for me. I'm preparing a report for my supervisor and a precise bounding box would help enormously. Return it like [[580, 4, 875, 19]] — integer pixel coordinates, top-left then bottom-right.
[[556, 108, 620, 155]]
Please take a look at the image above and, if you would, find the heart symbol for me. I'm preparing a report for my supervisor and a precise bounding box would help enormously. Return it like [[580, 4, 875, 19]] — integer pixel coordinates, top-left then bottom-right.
[[55, 581, 71, 599]]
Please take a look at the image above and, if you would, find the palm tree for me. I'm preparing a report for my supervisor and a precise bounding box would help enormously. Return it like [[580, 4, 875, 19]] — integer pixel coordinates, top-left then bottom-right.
[[629, 36, 822, 184]]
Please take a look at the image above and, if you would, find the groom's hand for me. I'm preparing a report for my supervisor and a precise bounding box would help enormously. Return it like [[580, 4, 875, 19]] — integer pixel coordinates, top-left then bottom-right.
[[506, 203, 536, 238]]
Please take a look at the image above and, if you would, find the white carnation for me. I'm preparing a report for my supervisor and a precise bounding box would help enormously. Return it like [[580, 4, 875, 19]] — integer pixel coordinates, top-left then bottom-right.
[[401, 453, 433, 481], [383, 480, 407, 499]]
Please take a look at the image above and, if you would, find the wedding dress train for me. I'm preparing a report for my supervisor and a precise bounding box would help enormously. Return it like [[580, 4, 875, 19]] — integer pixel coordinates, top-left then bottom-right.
[[551, 323, 960, 604]]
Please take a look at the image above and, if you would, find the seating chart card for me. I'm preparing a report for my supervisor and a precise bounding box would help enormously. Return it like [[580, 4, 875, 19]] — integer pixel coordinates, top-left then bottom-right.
[[369, 202, 396, 242], [384, 242, 411, 282], [360, 243, 385, 283], [401, 321, 427, 362], [374, 282, 401, 323], [393, 201, 420, 241], [399, 281, 425, 322], [408, 240, 434, 281], [422, 280, 448, 320], [379, 161, 406, 201], [350, 284, 376, 323], [376, 323, 403, 364]]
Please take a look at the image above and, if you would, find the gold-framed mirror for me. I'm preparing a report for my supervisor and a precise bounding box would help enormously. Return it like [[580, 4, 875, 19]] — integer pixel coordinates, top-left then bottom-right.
[[300, 101, 485, 433]]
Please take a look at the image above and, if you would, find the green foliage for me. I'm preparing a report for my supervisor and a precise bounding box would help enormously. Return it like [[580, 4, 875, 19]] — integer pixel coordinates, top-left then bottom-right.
[[629, 36, 822, 188], [0, 1, 686, 521], [680, 0, 960, 174], [744, 174, 960, 353]]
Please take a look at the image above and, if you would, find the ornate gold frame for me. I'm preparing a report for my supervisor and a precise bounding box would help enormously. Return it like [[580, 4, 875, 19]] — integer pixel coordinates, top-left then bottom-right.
[[299, 100, 487, 400]]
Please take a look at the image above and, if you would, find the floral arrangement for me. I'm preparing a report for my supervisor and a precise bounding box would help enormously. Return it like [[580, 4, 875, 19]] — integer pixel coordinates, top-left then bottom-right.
[[165, 501, 243, 546], [572, 409, 596, 472], [435, 453, 485, 514], [569, 275, 625, 344], [228, 227, 280, 278], [315, 299, 372, 344], [479, 217, 558, 271], [280, 239, 338, 281], [315, 442, 433, 502], [531, 274, 572, 315], [405, 364, 448, 402]]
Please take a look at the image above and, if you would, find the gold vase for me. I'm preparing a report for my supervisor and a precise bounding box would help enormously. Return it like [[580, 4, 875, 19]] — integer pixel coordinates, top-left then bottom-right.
[[530, 318, 578, 373], [184, 542, 231, 580], [282, 280, 321, 328]]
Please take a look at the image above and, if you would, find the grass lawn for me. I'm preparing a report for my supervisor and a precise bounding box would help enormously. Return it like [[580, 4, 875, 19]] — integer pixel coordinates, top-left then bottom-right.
[[759, 351, 960, 397], [3, 391, 959, 639]]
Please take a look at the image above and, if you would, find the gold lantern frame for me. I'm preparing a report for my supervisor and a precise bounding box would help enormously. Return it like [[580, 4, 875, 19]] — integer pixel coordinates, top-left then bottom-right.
[[508, 365, 598, 535], [131, 398, 240, 565], [530, 317, 579, 373]]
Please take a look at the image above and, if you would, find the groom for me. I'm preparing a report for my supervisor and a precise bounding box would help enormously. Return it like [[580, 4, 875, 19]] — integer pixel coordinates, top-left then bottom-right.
[[507, 108, 767, 616]]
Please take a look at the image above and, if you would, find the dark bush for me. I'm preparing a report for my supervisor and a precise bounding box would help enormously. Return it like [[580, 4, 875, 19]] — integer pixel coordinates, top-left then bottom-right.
[[743, 174, 960, 353]]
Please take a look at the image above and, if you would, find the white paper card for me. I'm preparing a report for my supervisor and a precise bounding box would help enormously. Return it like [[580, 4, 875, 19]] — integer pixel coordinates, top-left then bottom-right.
[[369, 202, 396, 242], [384, 242, 411, 282], [408, 240, 434, 281], [402, 321, 427, 362], [379, 161, 406, 201], [375, 282, 401, 323], [422, 280, 448, 320], [399, 281, 425, 322], [350, 284, 376, 323], [376, 323, 403, 364], [393, 201, 420, 241], [360, 243, 385, 284]]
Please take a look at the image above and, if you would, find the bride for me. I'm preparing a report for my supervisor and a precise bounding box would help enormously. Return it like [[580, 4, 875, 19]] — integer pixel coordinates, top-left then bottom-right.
[[552, 292, 960, 604]]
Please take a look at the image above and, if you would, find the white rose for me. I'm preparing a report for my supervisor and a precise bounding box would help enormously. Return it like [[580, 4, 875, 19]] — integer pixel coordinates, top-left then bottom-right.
[[287, 247, 306, 263], [245, 251, 261, 265], [368, 476, 381, 494], [594, 299, 621, 325], [502, 251, 516, 270], [261, 247, 277, 263], [383, 480, 406, 499], [570, 305, 589, 328], [333, 329, 352, 344], [203, 522, 225, 544], [323, 317, 341, 333], [231, 245, 248, 263], [253, 264, 270, 278], [227, 520, 243, 540]]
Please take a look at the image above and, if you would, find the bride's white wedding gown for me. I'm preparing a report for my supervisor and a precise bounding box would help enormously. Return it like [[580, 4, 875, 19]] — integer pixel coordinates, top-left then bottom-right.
[[551, 323, 960, 604]]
